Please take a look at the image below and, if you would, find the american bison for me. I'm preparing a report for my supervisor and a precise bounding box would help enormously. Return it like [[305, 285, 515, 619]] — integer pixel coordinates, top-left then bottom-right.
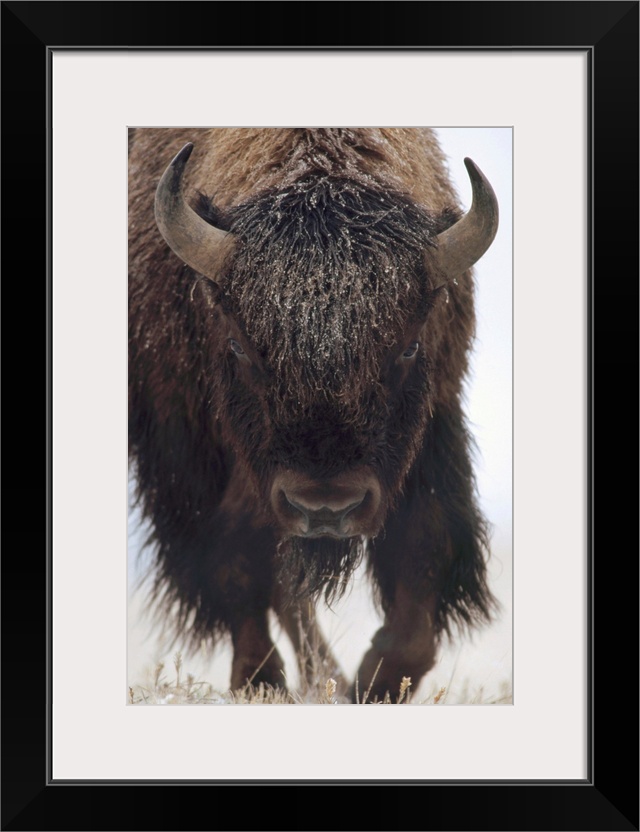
[[128, 128, 499, 702]]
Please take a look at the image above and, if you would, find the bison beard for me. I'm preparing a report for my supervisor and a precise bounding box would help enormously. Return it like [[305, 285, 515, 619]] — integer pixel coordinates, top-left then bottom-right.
[[275, 535, 366, 606], [129, 127, 499, 702]]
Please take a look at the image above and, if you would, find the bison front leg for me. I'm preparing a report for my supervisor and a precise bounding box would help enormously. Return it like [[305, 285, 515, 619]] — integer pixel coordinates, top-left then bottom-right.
[[355, 405, 495, 703], [352, 586, 437, 703], [229, 612, 285, 691], [205, 523, 286, 692]]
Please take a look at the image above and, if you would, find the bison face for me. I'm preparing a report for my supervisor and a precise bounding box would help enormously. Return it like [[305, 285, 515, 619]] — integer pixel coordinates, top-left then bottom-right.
[[208, 290, 435, 547], [205, 292, 436, 601]]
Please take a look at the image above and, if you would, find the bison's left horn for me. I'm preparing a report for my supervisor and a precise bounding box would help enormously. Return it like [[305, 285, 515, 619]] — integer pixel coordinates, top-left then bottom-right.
[[434, 158, 499, 276], [155, 142, 232, 278]]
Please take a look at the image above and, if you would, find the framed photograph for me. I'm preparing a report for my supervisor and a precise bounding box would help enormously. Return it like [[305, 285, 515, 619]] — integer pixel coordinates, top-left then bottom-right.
[[3, 2, 637, 830]]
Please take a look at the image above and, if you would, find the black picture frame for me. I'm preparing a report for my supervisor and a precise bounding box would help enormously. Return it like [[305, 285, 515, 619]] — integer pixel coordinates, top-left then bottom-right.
[[2, 2, 637, 830]]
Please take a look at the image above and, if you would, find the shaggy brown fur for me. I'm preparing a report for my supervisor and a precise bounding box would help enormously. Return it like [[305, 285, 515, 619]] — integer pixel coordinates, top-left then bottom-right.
[[129, 128, 496, 701]]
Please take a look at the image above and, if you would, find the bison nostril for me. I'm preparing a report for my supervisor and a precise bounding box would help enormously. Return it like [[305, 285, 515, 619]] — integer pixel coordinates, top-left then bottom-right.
[[278, 490, 310, 528], [336, 496, 366, 521]]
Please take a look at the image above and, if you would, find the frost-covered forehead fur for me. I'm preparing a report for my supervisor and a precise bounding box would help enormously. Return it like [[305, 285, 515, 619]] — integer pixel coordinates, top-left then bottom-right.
[[202, 175, 439, 402]]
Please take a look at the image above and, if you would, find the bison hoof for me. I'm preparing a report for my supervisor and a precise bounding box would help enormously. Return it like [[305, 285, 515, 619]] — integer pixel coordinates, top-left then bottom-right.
[[231, 652, 286, 693]]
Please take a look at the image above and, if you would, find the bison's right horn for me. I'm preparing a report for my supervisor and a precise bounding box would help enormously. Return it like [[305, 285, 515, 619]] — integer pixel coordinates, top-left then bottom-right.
[[434, 158, 499, 277], [155, 142, 231, 278]]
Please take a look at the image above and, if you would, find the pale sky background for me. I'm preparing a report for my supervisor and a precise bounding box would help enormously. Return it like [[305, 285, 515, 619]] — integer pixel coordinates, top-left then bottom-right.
[[128, 127, 513, 702]]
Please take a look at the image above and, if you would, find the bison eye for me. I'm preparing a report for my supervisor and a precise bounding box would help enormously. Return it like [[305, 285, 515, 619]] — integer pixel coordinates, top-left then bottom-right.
[[229, 339, 246, 356], [402, 342, 419, 359]]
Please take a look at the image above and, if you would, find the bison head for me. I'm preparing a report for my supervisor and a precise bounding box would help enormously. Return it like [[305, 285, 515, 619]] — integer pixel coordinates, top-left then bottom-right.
[[155, 142, 498, 599]]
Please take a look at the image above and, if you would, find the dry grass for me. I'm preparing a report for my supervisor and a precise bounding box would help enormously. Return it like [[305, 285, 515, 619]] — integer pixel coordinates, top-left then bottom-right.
[[129, 651, 512, 705]]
